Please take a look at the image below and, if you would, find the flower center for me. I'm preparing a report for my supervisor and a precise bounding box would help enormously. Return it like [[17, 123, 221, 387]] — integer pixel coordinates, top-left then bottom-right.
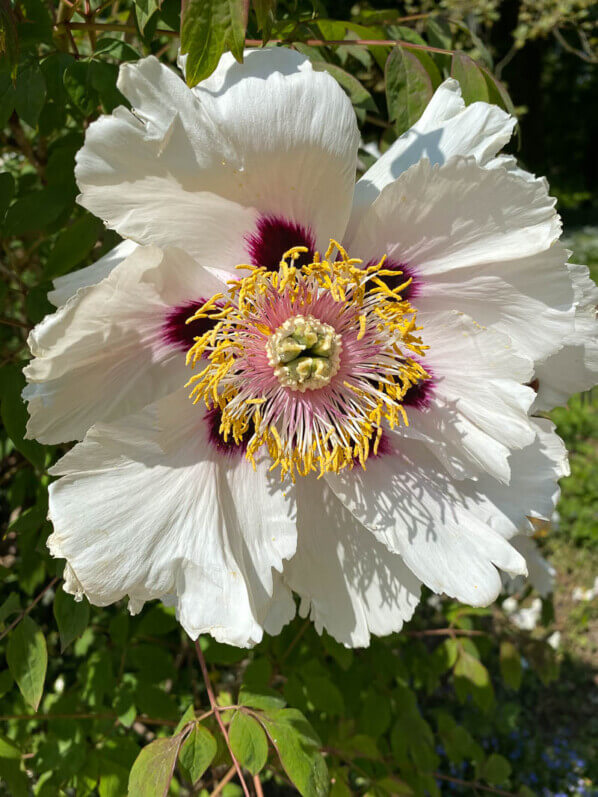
[[185, 241, 429, 480], [266, 314, 341, 391]]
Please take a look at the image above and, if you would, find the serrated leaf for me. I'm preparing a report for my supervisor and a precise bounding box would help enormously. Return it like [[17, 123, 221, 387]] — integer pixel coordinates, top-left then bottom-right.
[[15, 64, 47, 127], [253, 0, 276, 41], [481, 753, 512, 785], [260, 709, 327, 797], [7, 616, 47, 710], [454, 650, 494, 712], [128, 734, 184, 797], [63, 61, 98, 116], [180, 0, 246, 87], [229, 711, 268, 775], [44, 214, 102, 280], [53, 588, 90, 651], [451, 52, 489, 105], [499, 640, 522, 690], [178, 724, 217, 784], [385, 46, 433, 136]]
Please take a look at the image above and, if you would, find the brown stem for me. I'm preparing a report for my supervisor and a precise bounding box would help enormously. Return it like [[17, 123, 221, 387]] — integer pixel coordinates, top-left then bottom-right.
[[279, 618, 309, 663], [194, 641, 251, 797], [55, 21, 457, 55], [434, 772, 518, 796], [0, 577, 58, 642], [407, 628, 486, 638], [253, 774, 265, 797], [210, 765, 236, 797]]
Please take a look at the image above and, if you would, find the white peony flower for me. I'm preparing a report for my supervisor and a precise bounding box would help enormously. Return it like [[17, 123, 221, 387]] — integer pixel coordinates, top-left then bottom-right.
[[23, 48, 596, 647]]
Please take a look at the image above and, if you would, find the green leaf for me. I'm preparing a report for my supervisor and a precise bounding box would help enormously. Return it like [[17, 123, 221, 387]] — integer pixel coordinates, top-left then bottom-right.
[[480, 66, 517, 117], [229, 712, 268, 776], [311, 62, 377, 113], [0, 70, 16, 129], [53, 589, 90, 651], [359, 690, 391, 737], [94, 37, 140, 62], [3, 186, 69, 236], [178, 724, 217, 784], [454, 650, 494, 712], [450, 52, 489, 105], [302, 674, 344, 716], [0, 365, 46, 470], [135, 0, 161, 34], [0, 171, 14, 221], [260, 709, 327, 797], [63, 61, 98, 116], [481, 753, 512, 785], [499, 640, 522, 690], [6, 615, 47, 711], [0, 736, 28, 797], [180, 0, 247, 87], [89, 60, 127, 113], [15, 64, 47, 127], [44, 214, 102, 280], [253, 0, 276, 41], [238, 685, 286, 711], [385, 46, 433, 136], [0, 1, 19, 74], [128, 734, 184, 797]]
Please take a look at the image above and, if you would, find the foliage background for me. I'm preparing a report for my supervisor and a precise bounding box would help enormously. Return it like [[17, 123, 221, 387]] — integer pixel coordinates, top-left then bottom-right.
[[0, 0, 597, 795]]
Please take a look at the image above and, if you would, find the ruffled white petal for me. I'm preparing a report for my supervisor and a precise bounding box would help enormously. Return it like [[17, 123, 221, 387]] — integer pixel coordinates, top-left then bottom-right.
[[458, 418, 569, 538], [283, 477, 421, 647], [347, 155, 571, 367], [348, 78, 515, 235], [24, 245, 223, 444], [48, 240, 138, 307], [325, 437, 527, 606], [48, 390, 297, 647], [399, 310, 535, 482], [504, 535, 556, 598], [533, 263, 598, 409], [76, 50, 359, 260]]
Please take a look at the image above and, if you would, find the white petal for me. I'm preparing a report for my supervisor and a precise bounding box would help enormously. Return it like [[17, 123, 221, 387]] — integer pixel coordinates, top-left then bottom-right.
[[48, 240, 138, 307], [283, 477, 420, 647], [413, 242, 575, 365], [348, 78, 515, 235], [533, 263, 598, 409], [347, 156, 561, 276], [457, 418, 569, 538], [24, 245, 223, 443], [505, 535, 556, 598], [48, 390, 297, 647], [325, 437, 527, 606], [76, 51, 359, 259], [400, 310, 535, 483]]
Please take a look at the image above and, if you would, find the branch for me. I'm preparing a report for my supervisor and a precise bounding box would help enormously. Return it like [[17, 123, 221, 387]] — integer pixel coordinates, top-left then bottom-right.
[[553, 27, 597, 63], [434, 772, 518, 796], [194, 641, 251, 797], [54, 21, 456, 55], [407, 628, 486, 638], [0, 577, 59, 642], [210, 765, 236, 797]]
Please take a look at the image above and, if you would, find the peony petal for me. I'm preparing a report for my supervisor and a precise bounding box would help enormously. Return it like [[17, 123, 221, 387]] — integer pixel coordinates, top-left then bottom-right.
[[48, 389, 297, 647], [325, 437, 527, 606], [506, 535, 556, 598], [76, 50, 359, 262], [283, 477, 420, 647], [24, 245, 224, 444], [348, 78, 515, 235], [48, 239, 138, 307], [399, 310, 536, 483], [533, 263, 598, 409], [457, 418, 569, 539], [347, 156, 561, 276]]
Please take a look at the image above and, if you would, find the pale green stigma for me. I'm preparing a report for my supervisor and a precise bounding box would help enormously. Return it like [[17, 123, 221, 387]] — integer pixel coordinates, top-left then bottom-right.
[[267, 314, 342, 392]]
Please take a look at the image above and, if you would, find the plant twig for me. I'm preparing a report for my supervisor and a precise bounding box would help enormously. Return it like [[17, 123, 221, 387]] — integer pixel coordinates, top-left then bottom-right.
[[0, 577, 59, 642], [54, 21, 457, 55], [253, 774, 265, 797], [210, 765, 236, 797], [407, 628, 486, 638], [279, 618, 309, 663], [194, 641, 251, 797], [434, 772, 518, 796]]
